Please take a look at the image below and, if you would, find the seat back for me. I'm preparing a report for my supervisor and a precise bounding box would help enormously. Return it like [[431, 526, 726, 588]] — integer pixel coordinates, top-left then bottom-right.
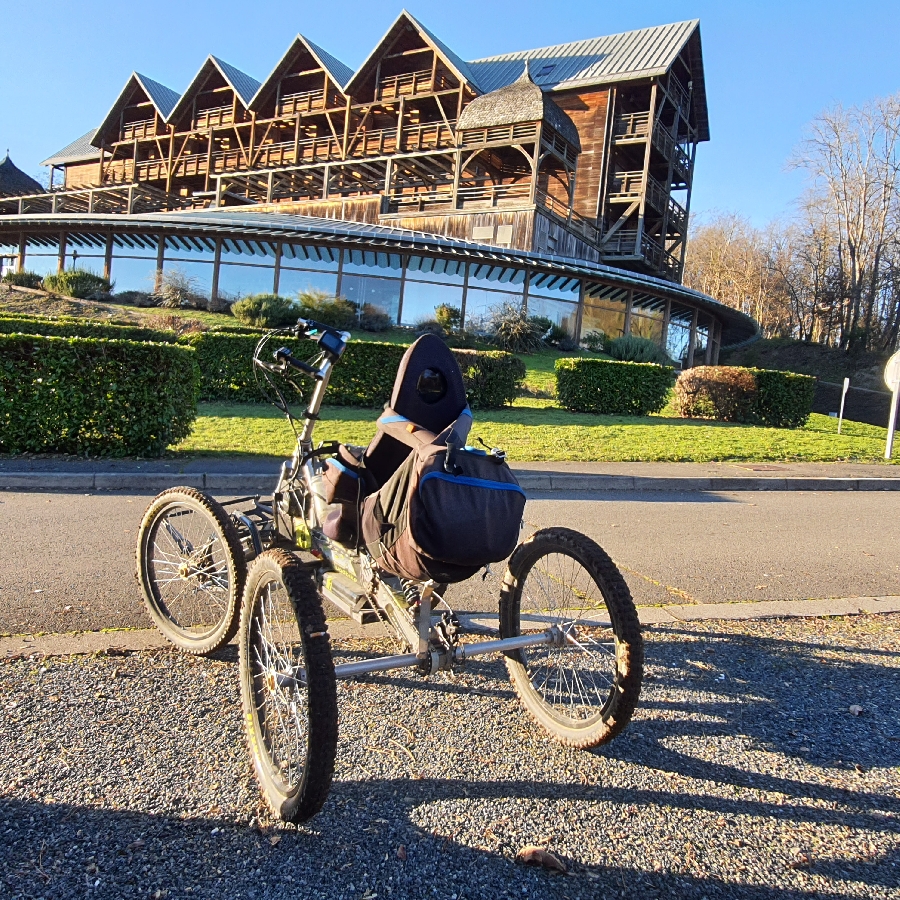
[[363, 335, 468, 487]]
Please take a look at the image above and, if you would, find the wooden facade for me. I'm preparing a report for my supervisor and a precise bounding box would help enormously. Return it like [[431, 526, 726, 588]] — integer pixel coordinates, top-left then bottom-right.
[[6, 15, 708, 282]]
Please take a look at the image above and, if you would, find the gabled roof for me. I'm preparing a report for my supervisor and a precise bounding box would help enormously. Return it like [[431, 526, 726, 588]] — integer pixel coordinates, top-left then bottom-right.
[[457, 62, 580, 149], [0, 155, 44, 197], [468, 20, 708, 140], [41, 129, 101, 166], [91, 72, 180, 148], [166, 55, 261, 123], [344, 9, 483, 96], [249, 34, 353, 111]]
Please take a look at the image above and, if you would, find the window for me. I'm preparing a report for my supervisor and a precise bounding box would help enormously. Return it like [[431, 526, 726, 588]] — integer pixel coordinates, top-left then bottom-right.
[[536, 63, 556, 78], [464, 263, 526, 331], [582, 282, 628, 338]]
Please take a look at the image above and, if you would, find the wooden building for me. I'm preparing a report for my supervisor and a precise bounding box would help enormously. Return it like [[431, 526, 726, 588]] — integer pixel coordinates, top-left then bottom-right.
[[2, 14, 708, 283]]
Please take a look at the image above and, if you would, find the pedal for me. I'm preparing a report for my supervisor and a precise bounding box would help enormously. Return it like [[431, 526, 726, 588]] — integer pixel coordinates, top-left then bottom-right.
[[320, 572, 379, 624]]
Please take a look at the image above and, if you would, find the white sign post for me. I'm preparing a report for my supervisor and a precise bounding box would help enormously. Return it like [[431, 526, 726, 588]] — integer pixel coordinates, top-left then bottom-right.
[[838, 377, 850, 434], [884, 351, 900, 459]]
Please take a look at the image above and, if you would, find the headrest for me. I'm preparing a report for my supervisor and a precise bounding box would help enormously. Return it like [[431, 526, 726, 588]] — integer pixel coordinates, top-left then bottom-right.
[[389, 334, 468, 434]]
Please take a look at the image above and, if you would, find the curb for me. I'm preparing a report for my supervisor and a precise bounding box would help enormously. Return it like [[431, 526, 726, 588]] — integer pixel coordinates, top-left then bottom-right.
[[4, 597, 899, 659], [2, 471, 900, 493]]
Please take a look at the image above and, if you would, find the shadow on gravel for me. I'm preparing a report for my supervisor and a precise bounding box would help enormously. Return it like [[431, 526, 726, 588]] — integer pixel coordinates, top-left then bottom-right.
[[2, 792, 896, 900]]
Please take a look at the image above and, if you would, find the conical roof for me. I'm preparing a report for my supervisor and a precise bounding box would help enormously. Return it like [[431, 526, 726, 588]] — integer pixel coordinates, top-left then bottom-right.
[[456, 62, 580, 150], [0, 154, 43, 197]]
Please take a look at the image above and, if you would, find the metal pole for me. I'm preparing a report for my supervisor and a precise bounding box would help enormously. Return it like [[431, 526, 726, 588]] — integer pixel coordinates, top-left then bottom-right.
[[838, 377, 850, 435], [886, 387, 899, 460]]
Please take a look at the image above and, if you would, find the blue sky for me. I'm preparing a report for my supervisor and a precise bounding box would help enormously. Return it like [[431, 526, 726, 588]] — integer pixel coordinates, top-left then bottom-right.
[[2, 0, 897, 226]]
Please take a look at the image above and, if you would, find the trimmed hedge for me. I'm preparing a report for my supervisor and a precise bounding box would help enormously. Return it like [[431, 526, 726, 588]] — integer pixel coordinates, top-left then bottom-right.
[[555, 358, 673, 415], [184, 332, 524, 408], [0, 335, 199, 456], [0, 313, 179, 344], [674, 365, 816, 428], [750, 367, 817, 428], [674, 366, 758, 422]]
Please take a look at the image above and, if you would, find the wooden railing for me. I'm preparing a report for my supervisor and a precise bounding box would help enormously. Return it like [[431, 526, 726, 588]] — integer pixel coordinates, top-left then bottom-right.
[[601, 229, 679, 279], [277, 89, 326, 116], [377, 68, 452, 100], [608, 171, 670, 214], [0, 183, 190, 216], [385, 181, 531, 213], [194, 106, 234, 129], [535, 190, 601, 245], [122, 119, 157, 141], [613, 111, 650, 141], [459, 121, 539, 148], [613, 113, 693, 180], [401, 120, 456, 152]]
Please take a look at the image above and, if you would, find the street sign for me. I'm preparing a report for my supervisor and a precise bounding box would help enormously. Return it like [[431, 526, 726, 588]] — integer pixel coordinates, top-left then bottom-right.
[[885, 350, 900, 391]]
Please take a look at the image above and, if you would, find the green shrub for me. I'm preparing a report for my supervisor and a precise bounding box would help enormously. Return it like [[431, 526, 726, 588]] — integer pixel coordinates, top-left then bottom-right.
[[674, 365, 816, 427], [359, 303, 392, 332], [490, 303, 543, 353], [529, 315, 553, 335], [581, 330, 608, 353], [231, 294, 298, 328], [296, 290, 356, 330], [750, 367, 817, 428], [452, 349, 526, 408], [185, 332, 522, 408], [608, 334, 672, 365], [674, 366, 758, 422], [112, 289, 158, 307], [2, 270, 43, 289], [435, 304, 462, 332], [555, 358, 673, 415], [0, 334, 198, 456], [43, 269, 112, 299], [0, 312, 179, 343], [415, 318, 447, 339]]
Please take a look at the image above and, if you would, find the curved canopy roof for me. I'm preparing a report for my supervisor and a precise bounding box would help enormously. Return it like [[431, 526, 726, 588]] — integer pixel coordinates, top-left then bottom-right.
[[457, 62, 580, 149], [0, 210, 758, 346]]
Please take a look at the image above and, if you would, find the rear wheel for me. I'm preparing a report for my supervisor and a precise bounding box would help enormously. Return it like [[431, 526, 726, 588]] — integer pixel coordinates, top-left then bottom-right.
[[137, 487, 245, 655], [500, 527, 643, 748], [239, 550, 338, 823]]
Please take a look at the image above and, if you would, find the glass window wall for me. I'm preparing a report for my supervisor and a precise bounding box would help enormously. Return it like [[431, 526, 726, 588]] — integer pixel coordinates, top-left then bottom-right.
[[402, 256, 466, 325], [218, 263, 276, 300], [528, 273, 580, 335], [464, 263, 526, 331], [341, 273, 401, 321], [582, 282, 628, 338], [666, 303, 694, 366], [279, 243, 339, 299]]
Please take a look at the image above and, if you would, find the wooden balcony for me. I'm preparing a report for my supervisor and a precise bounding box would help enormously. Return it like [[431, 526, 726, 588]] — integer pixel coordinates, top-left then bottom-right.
[[401, 120, 455, 152], [277, 89, 326, 116], [612, 111, 650, 142], [608, 171, 670, 214], [459, 121, 539, 148], [194, 105, 235, 129], [377, 68, 453, 101], [385, 181, 530, 214], [122, 119, 157, 141], [612, 113, 693, 181], [601, 229, 680, 279]]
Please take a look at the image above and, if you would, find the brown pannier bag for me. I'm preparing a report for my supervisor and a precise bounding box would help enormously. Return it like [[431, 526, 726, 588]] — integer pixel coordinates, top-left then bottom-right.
[[360, 407, 526, 583]]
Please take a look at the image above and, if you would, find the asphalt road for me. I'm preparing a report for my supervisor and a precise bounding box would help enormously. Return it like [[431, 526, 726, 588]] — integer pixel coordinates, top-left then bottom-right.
[[0, 489, 897, 635]]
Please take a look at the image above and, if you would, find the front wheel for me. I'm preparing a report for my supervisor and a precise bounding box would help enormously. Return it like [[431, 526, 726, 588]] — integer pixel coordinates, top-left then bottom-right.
[[500, 527, 643, 748], [137, 487, 245, 655], [239, 550, 338, 823]]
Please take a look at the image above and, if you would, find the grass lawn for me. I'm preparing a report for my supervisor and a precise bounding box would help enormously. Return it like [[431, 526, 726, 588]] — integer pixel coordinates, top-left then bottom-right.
[[176, 402, 896, 464]]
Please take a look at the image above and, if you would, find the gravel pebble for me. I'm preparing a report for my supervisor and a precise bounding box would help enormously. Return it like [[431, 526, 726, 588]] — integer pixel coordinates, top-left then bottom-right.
[[1, 614, 898, 899]]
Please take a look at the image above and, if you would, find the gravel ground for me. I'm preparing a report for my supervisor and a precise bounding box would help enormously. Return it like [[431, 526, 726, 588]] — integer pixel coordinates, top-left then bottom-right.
[[1, 614, 898, 900]]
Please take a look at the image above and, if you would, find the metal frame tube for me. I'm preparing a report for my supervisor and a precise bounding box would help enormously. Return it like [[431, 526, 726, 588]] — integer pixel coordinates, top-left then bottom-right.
[[454, 631, 553, 662], [334, 653, 420, 679]]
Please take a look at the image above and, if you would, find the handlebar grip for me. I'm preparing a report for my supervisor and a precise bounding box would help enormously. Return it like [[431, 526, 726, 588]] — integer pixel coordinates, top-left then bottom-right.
[[275, 347, 319, 376]]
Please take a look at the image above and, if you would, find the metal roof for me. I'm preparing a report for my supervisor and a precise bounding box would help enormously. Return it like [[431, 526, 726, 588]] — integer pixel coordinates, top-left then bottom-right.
[[304, 37, 355, 90], [136, 73, 180, 119], [457, 62, 580, 149], [404, 10, 484, 93], [469, 20, 699, 92], [40, 129, 100, 166], [0, 210, 758, 346]]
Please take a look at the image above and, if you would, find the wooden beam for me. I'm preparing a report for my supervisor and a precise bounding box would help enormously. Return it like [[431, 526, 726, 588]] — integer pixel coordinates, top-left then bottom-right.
[[636, 82, 658, 256]]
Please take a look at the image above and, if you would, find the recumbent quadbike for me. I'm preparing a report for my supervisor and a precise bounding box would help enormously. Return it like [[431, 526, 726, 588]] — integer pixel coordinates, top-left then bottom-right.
[[137, 318, 644, 822]]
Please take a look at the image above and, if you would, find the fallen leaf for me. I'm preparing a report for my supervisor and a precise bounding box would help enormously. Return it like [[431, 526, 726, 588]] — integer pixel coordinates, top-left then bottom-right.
[[127, 839, 145, 851], [396, 845, 407, 861], [269, 835, 281, 846], [849, 705, 864, 716], [516, 846, 567, 873]]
